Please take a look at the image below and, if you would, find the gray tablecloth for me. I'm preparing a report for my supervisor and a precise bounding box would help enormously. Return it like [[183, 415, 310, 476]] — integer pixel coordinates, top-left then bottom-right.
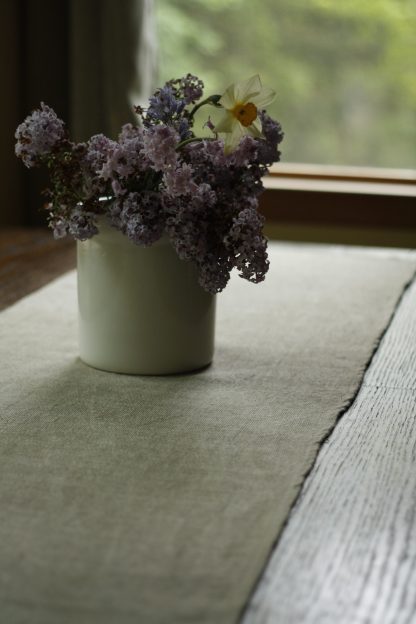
[[0, 243, 415, 624]]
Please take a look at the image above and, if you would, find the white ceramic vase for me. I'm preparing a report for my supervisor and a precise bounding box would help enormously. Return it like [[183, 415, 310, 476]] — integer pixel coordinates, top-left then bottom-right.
[[77, 220, 216, 375]]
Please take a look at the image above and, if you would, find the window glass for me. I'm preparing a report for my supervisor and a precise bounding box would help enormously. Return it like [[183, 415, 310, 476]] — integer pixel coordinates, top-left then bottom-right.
[[156, 0, 416, 169]]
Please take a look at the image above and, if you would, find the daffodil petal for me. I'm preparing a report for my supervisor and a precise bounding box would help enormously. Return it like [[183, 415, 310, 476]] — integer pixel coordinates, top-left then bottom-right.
[[224, 121, 246, 154], [231, 120, 246, 141], [214, 111, 234, 133], [251, 86, 276, 109], [248, 118, 264, 138], [219, 84, 237, 110], [234, 75, 262, 104]]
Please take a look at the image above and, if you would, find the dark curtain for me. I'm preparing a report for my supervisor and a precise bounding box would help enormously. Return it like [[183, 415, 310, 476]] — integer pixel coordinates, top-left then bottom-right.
[[0, 0, 155, 227]]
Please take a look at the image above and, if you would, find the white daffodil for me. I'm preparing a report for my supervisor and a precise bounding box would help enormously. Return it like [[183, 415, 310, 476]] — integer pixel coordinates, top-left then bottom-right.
[[214, 75, 275, 154]]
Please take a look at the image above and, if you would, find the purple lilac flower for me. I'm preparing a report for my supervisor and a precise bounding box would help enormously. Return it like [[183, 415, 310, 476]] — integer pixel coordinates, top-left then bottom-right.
[[162, 136, 270, 292], [168, 74, 204, 104], [42, 142, 93, 215], [182, 75, 204, 104], [110, 191, 165, 246], [165, 211, 206, 263], [50, 208, 98, 241], [164, 191, 205, 256], [183, 141, 229, 192], [164, 183, 226, 292], [144, 83, 193, 140], [50, 217, 69, 239], [194, 182, 217, 207], [68, 208, 99, 240], [197, 139, 227, 169], [203, 117, 216, 133], [229, 135, 258, 167], [257, 111, 284, 165], [225, 204, 269, 284], [175, 118, 192, 141], [82, 134, 117, 197], [145, 86, 186, 126], [85, 134, 117, 174], [118, 123, 142, 141], [101, 133, 147, 181], [111, 178, 124, 198], [163, 163, 197, 197], [197, 253, 234, 293], [15, 102, 65, 167], [142, 125, 179, 172]]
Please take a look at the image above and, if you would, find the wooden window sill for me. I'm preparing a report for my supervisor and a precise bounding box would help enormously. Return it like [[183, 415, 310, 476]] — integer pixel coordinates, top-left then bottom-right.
[[260, 164, 416, 233]]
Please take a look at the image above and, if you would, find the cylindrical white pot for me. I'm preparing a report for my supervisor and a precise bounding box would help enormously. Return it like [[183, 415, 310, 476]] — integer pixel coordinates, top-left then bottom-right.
[[77, 221, 216, 375]]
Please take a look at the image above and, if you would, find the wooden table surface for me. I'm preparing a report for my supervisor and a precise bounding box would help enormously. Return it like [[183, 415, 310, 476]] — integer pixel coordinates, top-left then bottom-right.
[[1, 228, 415, 624], [244, 254, 416, 624], [0, 227, 75, 311]]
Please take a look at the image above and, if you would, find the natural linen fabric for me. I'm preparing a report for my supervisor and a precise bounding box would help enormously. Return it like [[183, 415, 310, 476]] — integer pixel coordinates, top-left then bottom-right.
[[0, 243, 414, 624]]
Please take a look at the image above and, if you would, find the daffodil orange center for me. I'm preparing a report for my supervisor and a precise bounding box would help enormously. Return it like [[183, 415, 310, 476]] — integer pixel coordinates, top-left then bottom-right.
[[231, 102, 257, 127]]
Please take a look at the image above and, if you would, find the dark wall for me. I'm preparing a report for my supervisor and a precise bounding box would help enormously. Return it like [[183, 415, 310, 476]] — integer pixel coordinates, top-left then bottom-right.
[[1, 0, 70, 226], [1, 0, 146, 228]]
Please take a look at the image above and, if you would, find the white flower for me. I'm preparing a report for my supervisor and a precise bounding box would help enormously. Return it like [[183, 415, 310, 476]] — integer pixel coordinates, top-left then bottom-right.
[[214, 75, 275, 154]]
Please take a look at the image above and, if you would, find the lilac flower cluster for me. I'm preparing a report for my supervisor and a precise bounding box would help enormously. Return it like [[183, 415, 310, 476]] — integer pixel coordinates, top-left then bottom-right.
[[15, 102, 66, 167], [15, 74, 283, 293], [167, 74, 204, 104], [144, 86, 191, 141]]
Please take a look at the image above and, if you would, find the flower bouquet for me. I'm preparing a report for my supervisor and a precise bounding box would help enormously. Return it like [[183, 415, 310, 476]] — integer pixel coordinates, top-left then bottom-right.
[[15, 74, 283, 374]]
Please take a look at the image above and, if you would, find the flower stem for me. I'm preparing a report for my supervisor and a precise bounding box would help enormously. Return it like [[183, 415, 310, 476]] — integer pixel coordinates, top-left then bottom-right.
[[176, 136, 217, 151], [188, 95, 222, 120]]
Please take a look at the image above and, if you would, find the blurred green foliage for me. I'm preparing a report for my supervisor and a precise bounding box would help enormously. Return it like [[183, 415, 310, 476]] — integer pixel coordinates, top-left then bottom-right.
[[156, 0, 416, 168]]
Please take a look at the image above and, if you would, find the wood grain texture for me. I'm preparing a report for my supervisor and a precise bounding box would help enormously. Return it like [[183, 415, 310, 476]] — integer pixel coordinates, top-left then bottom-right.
[[243, 267, 416, 623], [0, 228, 76, 310]]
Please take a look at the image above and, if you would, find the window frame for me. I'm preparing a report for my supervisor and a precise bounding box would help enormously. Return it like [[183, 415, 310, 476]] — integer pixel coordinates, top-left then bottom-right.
[[260, 164, 416, 231]]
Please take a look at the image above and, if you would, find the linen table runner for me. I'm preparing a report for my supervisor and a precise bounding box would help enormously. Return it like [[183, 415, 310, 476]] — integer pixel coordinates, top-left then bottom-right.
[[0, 244, 415, 624]]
